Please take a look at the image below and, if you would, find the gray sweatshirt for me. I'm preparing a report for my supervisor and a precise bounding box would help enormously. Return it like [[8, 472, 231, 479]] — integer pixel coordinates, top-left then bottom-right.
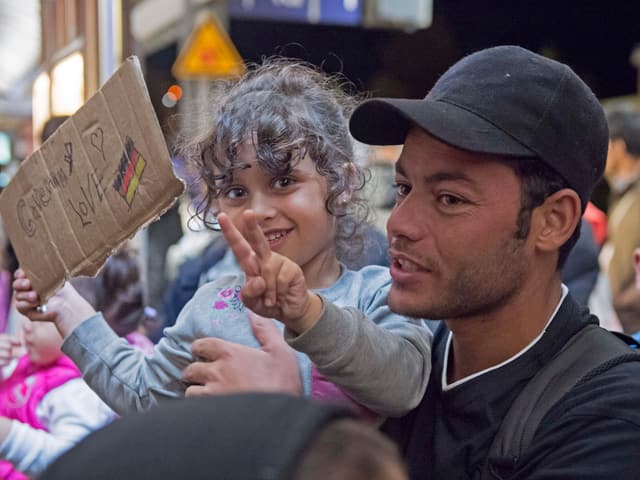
[[62, 265, 432, 417]]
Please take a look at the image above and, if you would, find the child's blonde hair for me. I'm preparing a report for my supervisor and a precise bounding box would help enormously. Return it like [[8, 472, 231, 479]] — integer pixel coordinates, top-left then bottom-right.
[[177, 58, 371, 261]]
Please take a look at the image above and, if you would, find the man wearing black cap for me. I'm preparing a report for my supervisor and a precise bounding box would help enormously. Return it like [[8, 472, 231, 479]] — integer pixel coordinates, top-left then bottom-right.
[[185, 46, 640, 479], [343, 44, 640, 479]]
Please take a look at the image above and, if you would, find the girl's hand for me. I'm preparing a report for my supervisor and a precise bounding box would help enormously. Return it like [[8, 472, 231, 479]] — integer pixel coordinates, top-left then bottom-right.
[[218, 211, 323, 334], [13, 269, 58, 323], [0, 334, 21, 368], [13, 269, 97, 338]]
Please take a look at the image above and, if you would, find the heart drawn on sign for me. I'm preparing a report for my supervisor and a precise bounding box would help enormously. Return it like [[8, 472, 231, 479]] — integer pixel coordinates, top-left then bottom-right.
[[90, 128, 105, 157]]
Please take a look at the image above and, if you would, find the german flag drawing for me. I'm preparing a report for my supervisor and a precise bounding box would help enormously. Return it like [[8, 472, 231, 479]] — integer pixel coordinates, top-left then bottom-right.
[[113, 137, 146, 208]]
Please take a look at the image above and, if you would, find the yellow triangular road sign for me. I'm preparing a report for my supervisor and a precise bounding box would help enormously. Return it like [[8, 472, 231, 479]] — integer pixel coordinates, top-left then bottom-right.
[[172, 12, 246, 80]]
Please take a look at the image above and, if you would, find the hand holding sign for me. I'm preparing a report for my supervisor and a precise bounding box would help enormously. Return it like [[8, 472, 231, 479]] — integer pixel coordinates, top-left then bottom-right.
[[217, 211, 323, 334], [14, 268, 96, 339]]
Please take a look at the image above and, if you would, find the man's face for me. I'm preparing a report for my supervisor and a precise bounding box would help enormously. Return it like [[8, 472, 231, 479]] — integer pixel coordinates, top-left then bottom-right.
[[386, 128, 532, 320]]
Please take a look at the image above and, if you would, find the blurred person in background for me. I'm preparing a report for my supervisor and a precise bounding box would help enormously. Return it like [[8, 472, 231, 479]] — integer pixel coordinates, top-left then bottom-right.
[[560, 218, 600, 306], [600, 109, 640, 333], [70, 248, 157, 355]]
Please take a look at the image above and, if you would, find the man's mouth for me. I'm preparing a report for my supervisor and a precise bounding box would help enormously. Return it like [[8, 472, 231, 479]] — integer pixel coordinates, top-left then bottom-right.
[[396, 257, 420, 273]]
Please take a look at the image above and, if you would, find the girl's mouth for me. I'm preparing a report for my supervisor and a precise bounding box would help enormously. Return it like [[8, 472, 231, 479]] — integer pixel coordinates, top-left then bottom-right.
[[265, 229, 293, 249]]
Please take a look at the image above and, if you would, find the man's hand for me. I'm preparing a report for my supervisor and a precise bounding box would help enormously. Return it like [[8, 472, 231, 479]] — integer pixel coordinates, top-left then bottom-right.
[[218, 211, 323, 334], [13, 268, 97, 338], [183, 313, 302, 396]]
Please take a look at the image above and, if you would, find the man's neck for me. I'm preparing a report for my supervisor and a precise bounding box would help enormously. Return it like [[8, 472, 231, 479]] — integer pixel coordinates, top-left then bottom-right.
[[445, 277, 564, 383]]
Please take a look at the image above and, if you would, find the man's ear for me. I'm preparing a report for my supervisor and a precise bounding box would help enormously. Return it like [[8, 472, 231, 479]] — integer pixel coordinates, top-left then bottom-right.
[[531, 188, 582, 254], [634, 248, 640, 291]]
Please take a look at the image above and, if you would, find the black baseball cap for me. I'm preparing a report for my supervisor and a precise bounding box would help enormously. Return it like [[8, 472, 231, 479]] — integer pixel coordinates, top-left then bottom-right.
[[349, 45, 608, 210]]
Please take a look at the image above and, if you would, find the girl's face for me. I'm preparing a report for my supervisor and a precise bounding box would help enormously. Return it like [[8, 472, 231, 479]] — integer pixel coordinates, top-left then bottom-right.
[[21, 318, 63, 366], [216, 144, 340, 288]]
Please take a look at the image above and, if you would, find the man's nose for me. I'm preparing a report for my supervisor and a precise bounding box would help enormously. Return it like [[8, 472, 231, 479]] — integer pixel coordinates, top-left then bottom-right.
[[387, 198, 420, 242]]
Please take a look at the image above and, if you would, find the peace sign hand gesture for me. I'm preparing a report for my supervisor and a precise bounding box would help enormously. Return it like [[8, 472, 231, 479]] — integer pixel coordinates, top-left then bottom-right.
[[218, 211, 323, 334]]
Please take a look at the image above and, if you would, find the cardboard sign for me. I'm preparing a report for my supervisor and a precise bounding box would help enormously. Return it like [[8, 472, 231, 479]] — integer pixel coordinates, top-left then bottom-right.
[[0, 56, 185, 300]]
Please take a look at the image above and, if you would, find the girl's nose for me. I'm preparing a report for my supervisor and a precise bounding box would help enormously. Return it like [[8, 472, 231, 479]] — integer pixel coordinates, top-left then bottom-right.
[[250, 194, 277, 221]]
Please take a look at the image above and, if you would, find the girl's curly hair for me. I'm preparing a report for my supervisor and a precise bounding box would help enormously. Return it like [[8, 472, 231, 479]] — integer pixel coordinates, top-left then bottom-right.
[[175, 58, 371, 262]]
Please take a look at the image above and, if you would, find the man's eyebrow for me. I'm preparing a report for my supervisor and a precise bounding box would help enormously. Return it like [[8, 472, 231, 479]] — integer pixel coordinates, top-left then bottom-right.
[[394, 160, 475, 185], [424, 171, 476, 185]]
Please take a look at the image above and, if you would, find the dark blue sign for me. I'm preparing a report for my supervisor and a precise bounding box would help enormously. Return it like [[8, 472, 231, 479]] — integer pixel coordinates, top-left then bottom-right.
[[228, 0, 361, 26]]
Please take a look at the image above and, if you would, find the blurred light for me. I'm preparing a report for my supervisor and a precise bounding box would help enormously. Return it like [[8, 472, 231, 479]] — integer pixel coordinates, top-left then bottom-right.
[[51, 52, 85, 116], [168, 84, 183, 100], [344, 0, 359, 11], [32, 71, 50, 147], [0, 133, 10, 165], [162, 92, 177, 108]]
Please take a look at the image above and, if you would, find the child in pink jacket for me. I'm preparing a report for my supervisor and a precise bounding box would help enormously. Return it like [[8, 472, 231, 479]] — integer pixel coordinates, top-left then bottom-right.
[[0, 320, 114, 479]]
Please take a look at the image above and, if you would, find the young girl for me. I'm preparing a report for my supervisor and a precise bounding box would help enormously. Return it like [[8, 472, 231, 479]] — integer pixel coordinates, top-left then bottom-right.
[[14, 59, 432, 418], [70, 248, 156, 355], [0, 320, 114, 479]]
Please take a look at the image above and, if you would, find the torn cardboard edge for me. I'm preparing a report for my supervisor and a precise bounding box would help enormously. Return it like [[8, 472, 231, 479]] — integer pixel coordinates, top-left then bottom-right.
[[0, 56, 185, 300]]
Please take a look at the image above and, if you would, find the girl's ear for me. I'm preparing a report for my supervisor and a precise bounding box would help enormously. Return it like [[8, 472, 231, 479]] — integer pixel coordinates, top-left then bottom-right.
[[531, 188, 581, 255], [340, 161, 362, 203]]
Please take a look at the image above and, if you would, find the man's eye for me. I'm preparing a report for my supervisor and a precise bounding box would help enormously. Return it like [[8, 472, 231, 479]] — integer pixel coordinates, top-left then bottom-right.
[[438, 194, 465, 206], [393, 183, 411, 197]]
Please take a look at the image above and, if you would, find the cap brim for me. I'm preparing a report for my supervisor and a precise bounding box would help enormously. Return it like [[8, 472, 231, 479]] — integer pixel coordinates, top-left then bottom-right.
[[349, 98, 536, 158]]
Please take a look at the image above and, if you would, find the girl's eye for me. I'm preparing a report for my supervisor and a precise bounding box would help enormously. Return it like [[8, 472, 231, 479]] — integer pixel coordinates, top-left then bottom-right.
[[223, 186, 246, 200], [273, 176, 295, 189]]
